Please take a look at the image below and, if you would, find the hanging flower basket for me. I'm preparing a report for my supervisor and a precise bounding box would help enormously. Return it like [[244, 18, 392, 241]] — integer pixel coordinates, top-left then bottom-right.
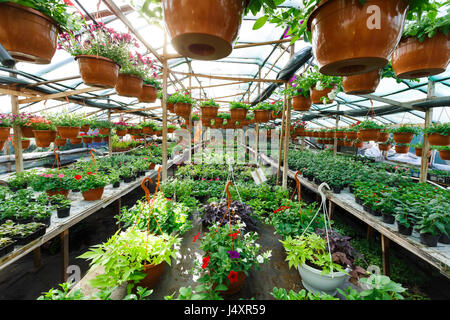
[[115, 73, 143, 98], [359, 129, 380, 141], [80, 125, 90, 133], [395, 144, 409, 154], [230, 108, 247, 122], [82, 187, 104, 201], [414, 147, 431, 158], [201, 118, 212, 127], [82, 136, 93, 144], [307, 0, 408, 76], [168, 127, 175, 133], [392, 32, 449, 79], [292, 95, 312, 111], [92, 136, 103, 143], [345, 131, 358, 140], [201, 106, 219, 120], [138, 84, 158, 103], [46, 189, 69, 199], [427, 133, 450, 146], [344, 140, 353, 147], [162, 0, 247, 60], [57, 126, 80, 139], [325, 131, 334, 138], [21, 139, 30, 149], [70, 137, 82, 145], [393, 132, 414, 144], [378, 143, 391, 151], [343, 69, 381, 95], [439, 149, 450, 160], [33, 130, 56, 148], [0, 127, 11, 141], [254, 110, 271, 123], [174, 103, 192, 119], [0, 3, 59, 64], [54, 138, 67, 147], [98, 128, 111, 135], [21, 126, 35, 138], [137, 262, 166, 289], [167, 103, 175, 113], [298, 263, 348, 296], [272, 110, 283, 119], [215, 118, 224, 127], [75, 55, 120, 88], [116, 129, 128, 137], [353, 140, 363, 148], [310, 87, 333, 104], [377, 132, 389, 143]]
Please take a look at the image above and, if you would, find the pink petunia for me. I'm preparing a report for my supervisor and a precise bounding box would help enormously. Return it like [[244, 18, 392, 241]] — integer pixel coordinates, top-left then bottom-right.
[[58, 174, 65, 178]]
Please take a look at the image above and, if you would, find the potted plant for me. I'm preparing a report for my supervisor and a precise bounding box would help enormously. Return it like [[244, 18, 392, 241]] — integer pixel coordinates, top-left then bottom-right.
[[80, 133, 92, 144], [69, 135, 82, 145], [395, 143, 410, 154], [353, 139, 363, 149], [424, 123, 450, 146], [53, 135, 67, 147], [91, 120, 112, 135], [0, 113, 12, 141], [115, 52, 149, 98], [432, 145, 450, 161], [378, 138, 394, 152], [110, 173, 121, 189], [12, 113, 35, 138], [200, 99, 220, 120], [215, 113, 230, 127], [394, 207, 419, 236], [114, 122, 129, 136], [167, 124, 177, 134], [30, 117, 57, 147], [168, 92, 195, 120], [0, 237, 15, 258], [193, 222, 271, 296], [50, 194, 71, 219], [80, 118, 91, 133], [0, 0, 77, 64], [79, 228, 180, 290], [416, 209, 448, 247], [31, 170, 71, 198], [58, 23, 134, 88], [48, 113, 82, 139], [357, 120, 383, 141], [139, 78, 161, 103], [77, 172, 107, 201], [392, 12, 449, 79], [392, 125, 419, 144], [229, 102, 250, 122], [161, 0, 247, 60], [343, 69, 382, 95], [252, 102, 273, 123], [377, 126, 391, 142]]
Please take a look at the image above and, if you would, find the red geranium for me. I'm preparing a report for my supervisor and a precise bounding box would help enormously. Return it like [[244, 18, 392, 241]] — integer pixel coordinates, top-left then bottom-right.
[[193, 232, 201, 243], [201, 256, 210, 269], [74, 174, 82, 180], [228, 270, 238, 284]]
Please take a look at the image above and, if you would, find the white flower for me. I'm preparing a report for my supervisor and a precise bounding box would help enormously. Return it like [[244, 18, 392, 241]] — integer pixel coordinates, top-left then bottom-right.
[[255, 243, 260, 249], [256, 255, 264, 263], [315, 81, 324, 91], [236, 247, 242, 253], [327, 89, 337, 100]]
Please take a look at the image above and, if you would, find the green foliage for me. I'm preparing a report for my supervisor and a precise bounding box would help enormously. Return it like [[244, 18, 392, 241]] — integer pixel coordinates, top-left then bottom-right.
[[271, 287, 338, 300], [167, 92, 195, 104], [229, 101, 250, 110], [199, 99, 219, 107], [424, 122, 450, 136]]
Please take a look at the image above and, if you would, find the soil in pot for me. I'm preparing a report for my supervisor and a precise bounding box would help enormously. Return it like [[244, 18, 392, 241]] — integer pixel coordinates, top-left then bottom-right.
[[75, 55, 120, 88], [419, 233, 439, 247], [57, 207, 71, 219], [115, 73, 143, 97], [0, 3, 59, 64], [307, 0, 409, 76], [292, 95, 312, 111]]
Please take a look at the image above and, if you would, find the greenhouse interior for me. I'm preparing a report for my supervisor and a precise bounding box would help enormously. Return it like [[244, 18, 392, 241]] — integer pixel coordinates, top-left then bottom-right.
[[0, 0, 449, 306]]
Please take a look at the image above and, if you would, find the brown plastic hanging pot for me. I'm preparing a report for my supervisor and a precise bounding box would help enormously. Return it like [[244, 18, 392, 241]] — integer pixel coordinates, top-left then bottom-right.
[[307, 0, 409, 76], [174, 103, 192, 119], [75, 55, 120, 88], [82, 136, 93, 144], [80, 125, 90, 133], [292, 95, 312, 111], [272, 110, 283, 119], [167, 103, 175, 113], [343, 69, 381, 95], [82, 187, 104, 201], [0, 3, 59, 64], [230, 108, 247, 122], [0, 140, 5, 151], [21, 126, 35, 138], [70, 137, 82, 145], [215, 118, 224, 127], [378, 143, 391, 151], [98, 128, 111, 135], [439, 149, 450, 160], [254, 110, 271, 123], [427, 133, 450, 146], [54, 138, 67, 147], [311, 87, 334, 104], [201, 118, 212, 127], [395, 144, 409, 154], [21, 139, 30, 149], [201, 106, 219, 120], [138, 262, 166, 289], [393, 132, 414, 144], [115, 73, 143, 97], [354, 140, 363, 148], [116, 129, 127, 136], [139, 84, 158, 103], [346, 131, 358, 140], [33, 130, 56, 148], [0, 127, 11, 140], [162, 0, 247, 60], [344, 140, 353, 147], [57, 126, 80, 139], [359, 129, 380, 141], [92, 136, 103, 143], [377, 132, 389, 142], [392, 32, 450, 79]]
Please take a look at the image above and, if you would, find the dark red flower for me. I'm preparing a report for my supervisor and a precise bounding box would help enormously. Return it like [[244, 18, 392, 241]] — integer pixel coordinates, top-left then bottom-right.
[[193, 231, 201, 243], [202, 256, 210, 269], [87, 171, 93, 175], [228, 271, 238, 284], [74, 175, 82, 180], [228, 231, 240, 240]]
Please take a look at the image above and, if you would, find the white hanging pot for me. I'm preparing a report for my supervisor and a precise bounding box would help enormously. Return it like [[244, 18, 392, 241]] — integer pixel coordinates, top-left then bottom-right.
[[298, 263, 349, 296]]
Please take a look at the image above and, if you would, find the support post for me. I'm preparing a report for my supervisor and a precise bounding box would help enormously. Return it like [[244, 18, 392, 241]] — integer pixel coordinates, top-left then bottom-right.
[[334, 105, 340, 157], [276, 85, 287, 185], [162, 33, 169, 181], [11, 76, 24, 173], [33, 248, 41, 269], [419, 80, 435, 183], [61, 229, 69, 282], [107, 109, 112, 157], [381, 235, 391, 276]]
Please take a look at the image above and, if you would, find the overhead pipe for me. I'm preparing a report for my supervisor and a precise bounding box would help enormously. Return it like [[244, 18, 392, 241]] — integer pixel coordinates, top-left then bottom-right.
[[0, 42, 15, 68]]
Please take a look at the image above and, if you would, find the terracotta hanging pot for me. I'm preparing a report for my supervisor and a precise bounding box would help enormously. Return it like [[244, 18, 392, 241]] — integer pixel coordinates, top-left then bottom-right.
[[354, 141, 363, 148], [439, 149, 450, 161], [82, 136, 93, 144], [75, 55, 120, 88], [70, 137, 82, 145], [378, 143, 391, 151], [0, 3, 59, 64], [174, 103, 192, 119], [80, 125, 90, 133], [98, 128, 110, 135], [311, 87, 334, 104], [82, 187, 104, 201], [272, 110, 283, 119], [168, 128, 175, 133], [335, 131, 345, 139], [395, 145, 409, 154], [230, 108, 247, 122], [46, 189, 69, 199], [215, 118, 224, 127], [162, 0, 247, 60], [137, 262, 166, 289], [343, 69, 381, 95], [393, 132, 414, 144], [116, 129, 128, 137], [167, 103, 175, 113], [142, 127, 152, 134], [115, 73, 143, 98], [427, 133, 450, 146], [21, 139, 30, 149], [21, 126, 35, 138], [57, 126, 80, 139], [139, 84, 158, 103], [54, 138, 67, 147], [292, 95, 312, 111], [307, 0, 408, 76], [377, 132, 389, 143], [346, 131, 358, 140], [0, 140, 5, 151], [0, 127, 11, 140], [337, 140, 345, 147], [414, 147, 431, 158], [201, 106, 219, 120], [92, 136, 103, 143], [201, 118, 212, 127], [325, 131, 334, 138], [254, 110, 271, 123], [359, 129, 380, 141], [344, 140, 353, 147], [392, 32, 450, 79], [33, 130, 56, 148]]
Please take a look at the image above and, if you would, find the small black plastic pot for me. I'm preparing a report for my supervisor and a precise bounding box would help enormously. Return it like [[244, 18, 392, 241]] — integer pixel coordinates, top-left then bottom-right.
[[0, 240, 16, 258], [397, 222, 413, 236], [438, 233, 450, 244], [420, 233, 439, 247], [113, 181, 120, 188], [332, 186, 341, 194], [124, 177, 133, 183], [34, 216, 51, 228], [14, 217, 33, 224], [382, 212, 395, 224], [57, 207, 71, 219]]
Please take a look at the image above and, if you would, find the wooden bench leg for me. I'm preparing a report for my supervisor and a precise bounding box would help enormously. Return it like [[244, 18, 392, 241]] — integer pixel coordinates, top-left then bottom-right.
[[328, 200, 334, 220], [114, 198, 122, 231], [366, 226, 374, 240], [33, 247, 41, 269], [61, 229, 69, 283], [381, 235, 391, 276]]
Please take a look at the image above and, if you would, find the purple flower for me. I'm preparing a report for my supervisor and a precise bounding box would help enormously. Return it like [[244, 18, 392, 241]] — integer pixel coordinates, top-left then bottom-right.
[[282, 28, 290, 39], [227, 250, 240, 259]]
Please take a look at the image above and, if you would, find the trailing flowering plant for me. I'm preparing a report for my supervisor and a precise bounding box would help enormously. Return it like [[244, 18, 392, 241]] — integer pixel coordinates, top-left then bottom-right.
[[113, 121, 129, 130], [144, 78, 162, 90], [30, 170, 72, 192], [193, 222, 271, 293], [292, 120, 307, 129], [58, 22, 137, 66], [72, 172, 108, 193], [29, 116, 56, 131], [229, 101, 250, 110], [167, 91, 195, 105], [199, 99, 219, 108], [11, 113, 34, 127], [0, 113, 12, 128], [285, 72, 316, 98]]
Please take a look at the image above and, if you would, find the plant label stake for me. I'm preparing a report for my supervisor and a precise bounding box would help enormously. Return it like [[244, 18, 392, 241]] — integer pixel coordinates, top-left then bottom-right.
[[290, 171, 303, 223], [251, 168, 267, 185]]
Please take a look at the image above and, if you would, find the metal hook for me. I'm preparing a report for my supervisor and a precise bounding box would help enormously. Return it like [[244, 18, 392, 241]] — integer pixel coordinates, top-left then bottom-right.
[[141, 177, 153, 201], [225, 181, 233, 206]]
